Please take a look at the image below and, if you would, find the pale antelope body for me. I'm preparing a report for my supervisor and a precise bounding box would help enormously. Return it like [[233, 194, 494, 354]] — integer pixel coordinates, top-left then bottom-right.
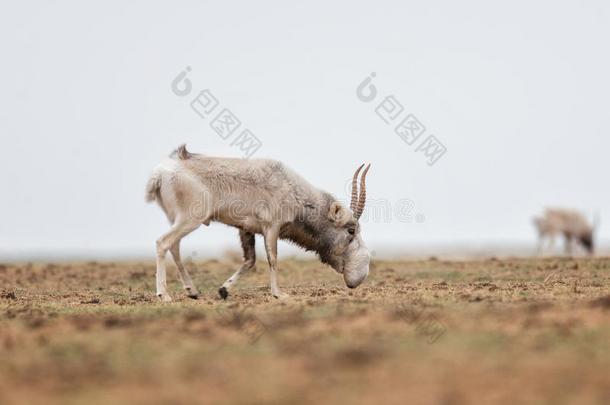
[[146, 145, 371, 301], [533, 208, 597, 256]]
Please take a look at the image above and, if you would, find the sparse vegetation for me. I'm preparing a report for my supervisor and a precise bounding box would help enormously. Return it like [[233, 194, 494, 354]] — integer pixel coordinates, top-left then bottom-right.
[[1, 257, 610, 404]]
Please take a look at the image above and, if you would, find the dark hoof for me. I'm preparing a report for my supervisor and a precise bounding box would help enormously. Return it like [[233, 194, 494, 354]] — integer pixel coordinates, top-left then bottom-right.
[[218, 287, 229, 300], [185, 288, 199, 300]]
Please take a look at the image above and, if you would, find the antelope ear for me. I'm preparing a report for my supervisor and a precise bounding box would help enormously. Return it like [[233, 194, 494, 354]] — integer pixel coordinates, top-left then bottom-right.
[[328, 202, 350, 225]]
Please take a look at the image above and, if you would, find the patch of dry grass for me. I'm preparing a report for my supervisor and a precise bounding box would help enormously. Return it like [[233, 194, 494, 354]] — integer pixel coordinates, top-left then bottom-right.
[[1, 257, 610, 404]]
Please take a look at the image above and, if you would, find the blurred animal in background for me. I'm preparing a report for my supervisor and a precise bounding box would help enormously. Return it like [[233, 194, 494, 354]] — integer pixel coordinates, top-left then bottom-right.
[[533, 208, 599, 256]]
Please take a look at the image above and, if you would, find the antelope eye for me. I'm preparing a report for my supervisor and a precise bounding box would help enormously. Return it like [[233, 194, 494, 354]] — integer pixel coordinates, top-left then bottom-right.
[[347, 227, 355, 235]]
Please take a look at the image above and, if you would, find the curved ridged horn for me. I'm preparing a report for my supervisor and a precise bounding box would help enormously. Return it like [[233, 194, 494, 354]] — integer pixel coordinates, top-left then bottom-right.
[[350, 164, 365, 212], [354, 164, 371, 220]]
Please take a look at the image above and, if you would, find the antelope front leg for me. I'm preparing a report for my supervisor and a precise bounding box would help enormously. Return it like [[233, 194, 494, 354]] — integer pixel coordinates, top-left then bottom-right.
[[564, 235, 574, 257], [536, 235, 545, 256], [263, 225, 288, 299], [546, 235, 556, 255]]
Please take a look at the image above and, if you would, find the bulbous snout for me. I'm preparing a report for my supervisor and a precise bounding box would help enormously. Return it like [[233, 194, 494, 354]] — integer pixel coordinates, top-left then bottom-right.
[[344, 268, 369, 288], [343, 246, 370, 289]]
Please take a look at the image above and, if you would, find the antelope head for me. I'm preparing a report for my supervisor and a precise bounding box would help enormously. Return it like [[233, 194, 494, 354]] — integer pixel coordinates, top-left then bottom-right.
[[324, 164, 372, 288]]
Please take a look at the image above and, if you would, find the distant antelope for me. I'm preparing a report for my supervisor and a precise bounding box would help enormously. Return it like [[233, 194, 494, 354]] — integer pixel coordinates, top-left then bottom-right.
[[533, 208, 599, 256], [146, 145, 371, 301]]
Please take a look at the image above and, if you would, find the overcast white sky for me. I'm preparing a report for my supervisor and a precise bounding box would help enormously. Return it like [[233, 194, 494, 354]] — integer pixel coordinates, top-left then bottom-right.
[[1, 1, 609, 259]]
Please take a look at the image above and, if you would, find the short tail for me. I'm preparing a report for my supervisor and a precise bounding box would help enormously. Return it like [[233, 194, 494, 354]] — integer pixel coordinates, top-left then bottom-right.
[[145, 170, 162, 203], [532, 216, 542, 227], [169, 143, 192, 160], [147, 144, 190, 203]]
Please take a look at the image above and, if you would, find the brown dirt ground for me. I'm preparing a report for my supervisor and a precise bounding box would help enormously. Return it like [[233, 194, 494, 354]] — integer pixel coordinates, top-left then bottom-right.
[[1, 256, 610, 404]]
